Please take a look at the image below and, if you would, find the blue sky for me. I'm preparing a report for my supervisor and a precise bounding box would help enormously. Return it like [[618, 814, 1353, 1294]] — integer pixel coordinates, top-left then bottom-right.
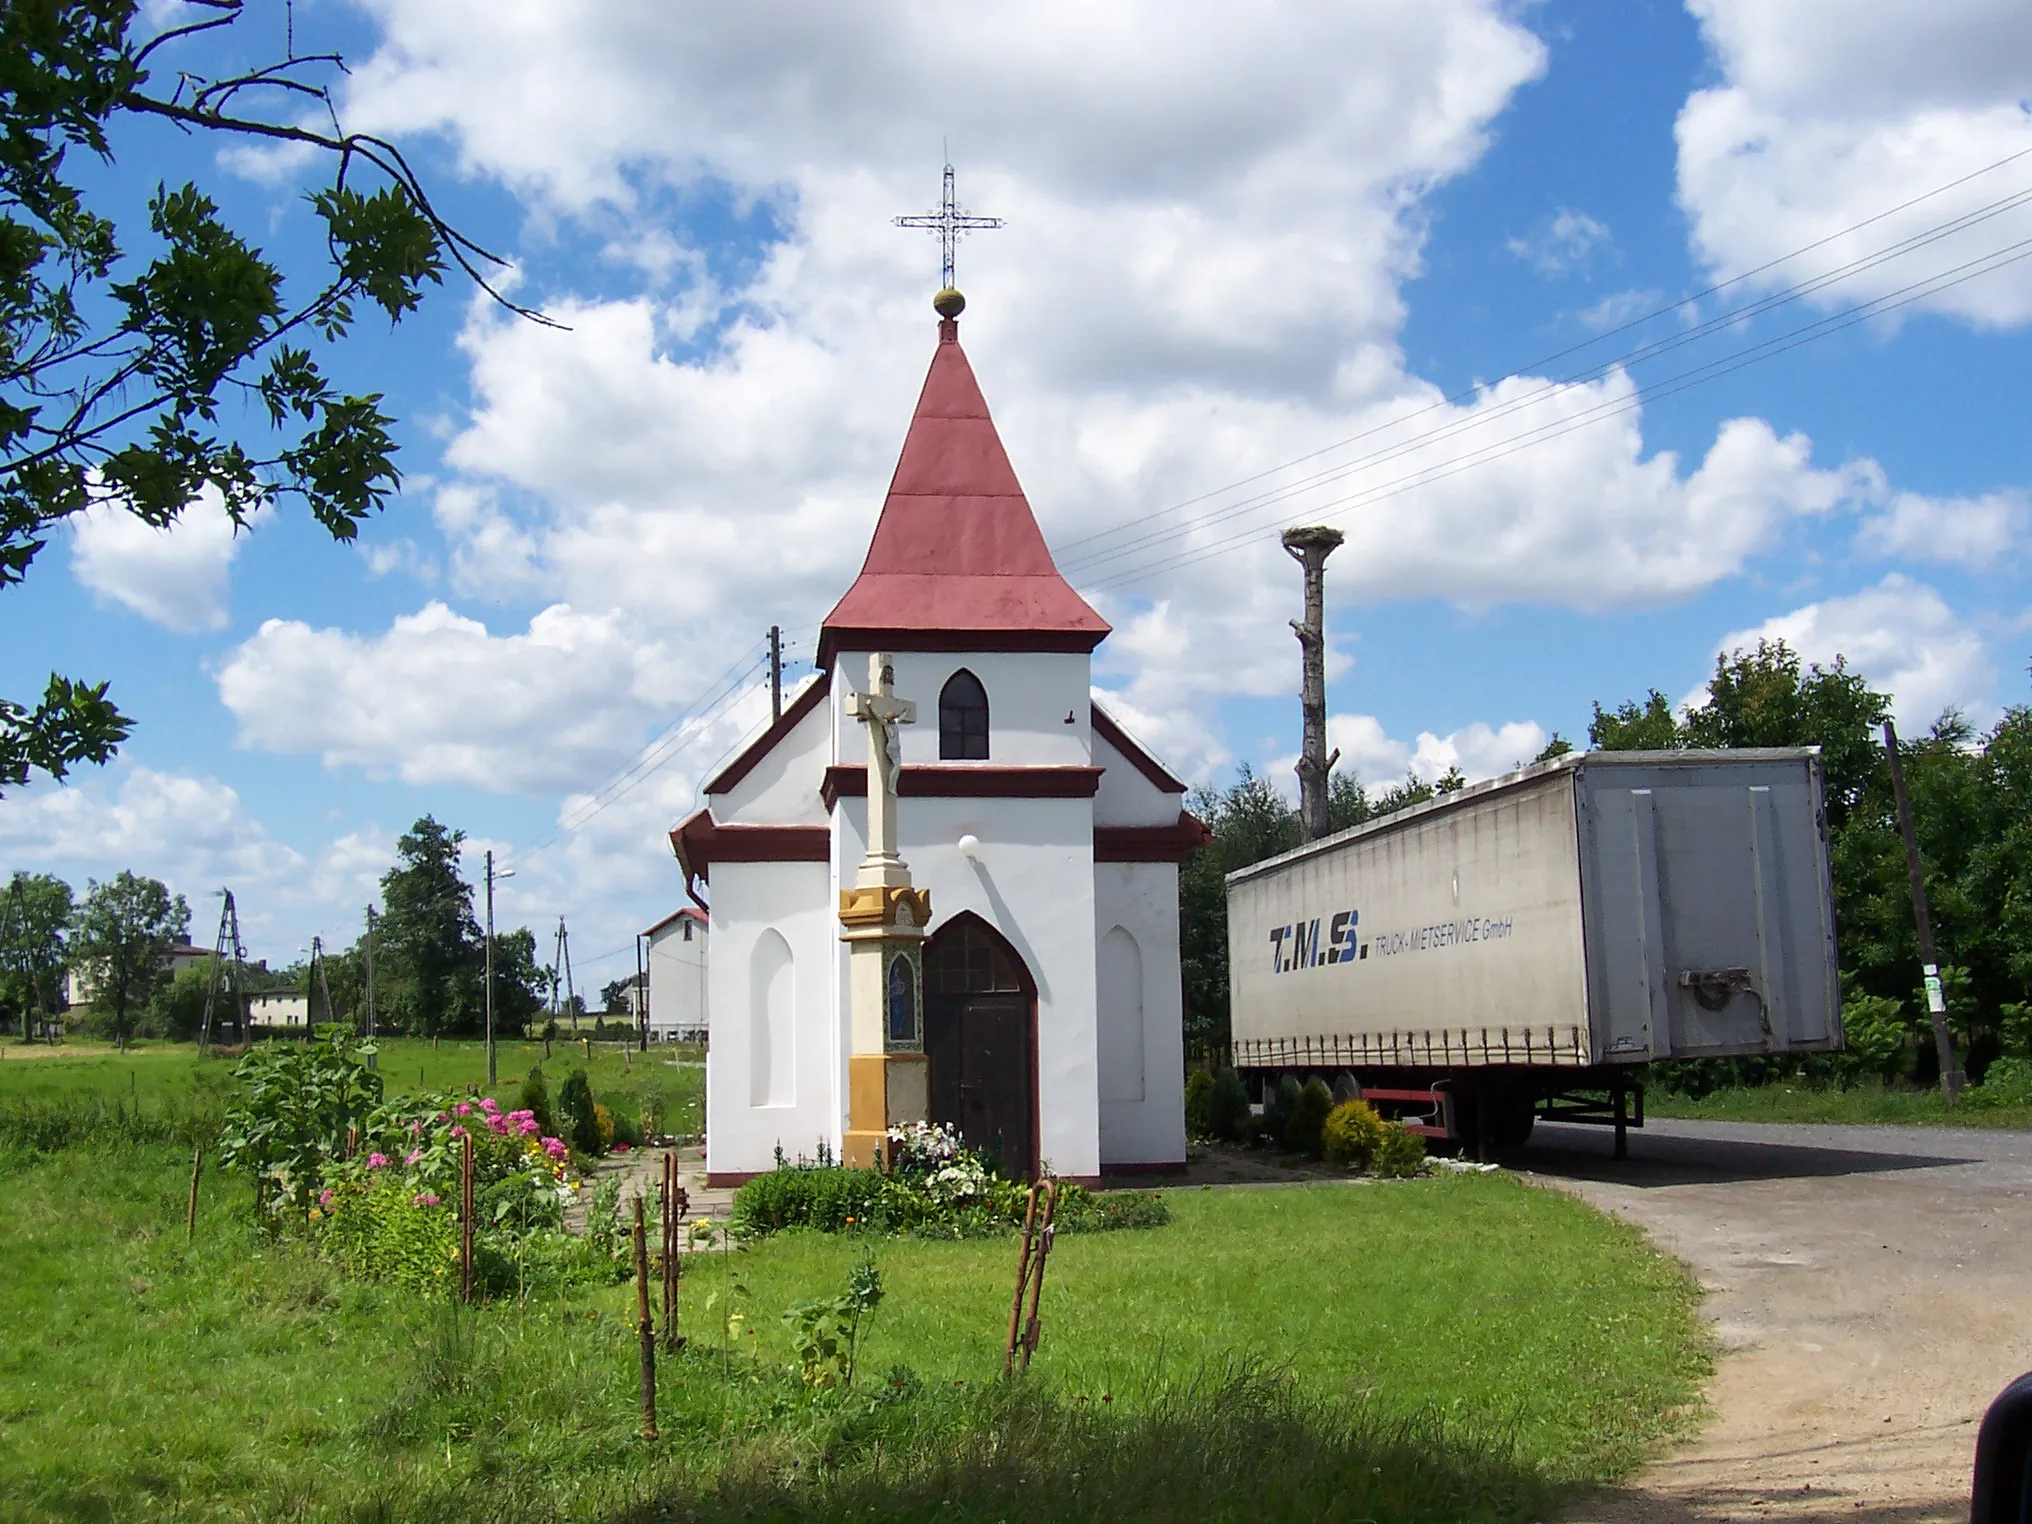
[[4, 0, 2029, 980]]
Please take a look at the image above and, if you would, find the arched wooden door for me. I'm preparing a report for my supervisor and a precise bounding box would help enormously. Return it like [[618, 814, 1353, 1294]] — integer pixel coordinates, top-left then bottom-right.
[[923, 914, 1037, 1178]]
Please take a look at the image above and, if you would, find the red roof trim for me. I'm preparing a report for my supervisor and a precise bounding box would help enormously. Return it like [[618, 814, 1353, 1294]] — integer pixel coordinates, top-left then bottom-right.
[[670, 810, 829, 896], [1094, 813, 1212, 862], [702, 673, 831, 797], [821, 764, 1104, 810], [1090, 703, 1188, 794], [820, 626, 1105, 663], [641, 906, 708, 938]]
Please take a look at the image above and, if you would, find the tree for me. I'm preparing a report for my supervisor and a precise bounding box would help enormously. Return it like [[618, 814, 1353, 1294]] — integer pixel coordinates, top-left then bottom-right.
[[599, 977, 631, 1015], [374, 816, 483, 1037], [1, 870, 73, 1037], [1, 1, 541, 793], [70, 870, 187, 1048], [1589, 690, 1681, 751]]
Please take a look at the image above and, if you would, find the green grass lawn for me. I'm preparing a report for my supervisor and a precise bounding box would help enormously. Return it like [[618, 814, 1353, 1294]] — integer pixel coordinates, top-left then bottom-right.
[[0, 1143, 1708, 1523], [1647, 1079, 2032, 1130], [0, 1035, 705, 1138]]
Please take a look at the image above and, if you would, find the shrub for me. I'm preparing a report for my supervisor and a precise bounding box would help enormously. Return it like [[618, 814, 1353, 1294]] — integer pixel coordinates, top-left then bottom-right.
[[1370, 1121, 1429, 1178], [731, 1166, 915, 1237], [557, 1068, 601, 1155], [1057, 1188, 1170, 1233], [1836, 995, 1910, 1083], [1321, 1099, 1386, 1167], [320, 1175, 458, 1293], [1283, 1078, 1333, 1157], [1183, 1070, 1216, 1142], [1208, 1067, 1253, 1142], [516, 1063, 556, 1138], [1966, 1055, 2032, 1110], [591, 1102, 616, 1151], [1261, 1075, 1300, 1144]]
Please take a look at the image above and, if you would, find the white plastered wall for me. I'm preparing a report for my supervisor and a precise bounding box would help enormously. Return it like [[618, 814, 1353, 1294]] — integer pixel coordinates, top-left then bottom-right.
[[646, 918, 707, 1038], [1095, 860, 1187, 1167], [703, 859, 837, 1175], [1091, 719, 1185, 827], [711, 675, 831, 825], [832, 789, 1102, 1179], [831, 650, 1092, 769]]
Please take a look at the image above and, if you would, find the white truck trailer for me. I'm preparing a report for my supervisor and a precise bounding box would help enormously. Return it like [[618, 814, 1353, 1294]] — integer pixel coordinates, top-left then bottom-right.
[[1225, 749, 1843, 1155]]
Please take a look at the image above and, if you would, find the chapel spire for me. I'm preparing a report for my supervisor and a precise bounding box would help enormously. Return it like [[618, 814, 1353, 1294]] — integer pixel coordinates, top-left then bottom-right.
[[817, 305, 1110, 666]]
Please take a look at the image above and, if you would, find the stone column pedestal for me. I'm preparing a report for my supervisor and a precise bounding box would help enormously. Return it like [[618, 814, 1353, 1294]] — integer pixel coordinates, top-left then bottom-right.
[[839, 884, 932, 1168]]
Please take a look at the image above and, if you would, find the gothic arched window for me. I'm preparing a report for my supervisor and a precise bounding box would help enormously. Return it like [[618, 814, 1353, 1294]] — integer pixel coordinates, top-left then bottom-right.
[[939, 670, 990, 760]]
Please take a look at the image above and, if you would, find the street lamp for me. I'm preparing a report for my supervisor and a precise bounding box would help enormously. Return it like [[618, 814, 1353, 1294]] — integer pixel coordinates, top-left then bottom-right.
[[485, 852, 516, 1087]]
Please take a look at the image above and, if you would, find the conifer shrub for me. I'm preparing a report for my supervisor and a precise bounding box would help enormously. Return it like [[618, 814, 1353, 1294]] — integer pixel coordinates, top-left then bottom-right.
[[516, 1063, 556, 1139], [1370, 1121, 1430, 1178], [1261, 1075, 1301, 1144], [1283, 1078, 1334, 1157], [1321, 1099, 1386, 1167], [1183, 1071, 1217, 1141], [557, 1069, 602, 1155], [1209, 1067, 1253, 1141]]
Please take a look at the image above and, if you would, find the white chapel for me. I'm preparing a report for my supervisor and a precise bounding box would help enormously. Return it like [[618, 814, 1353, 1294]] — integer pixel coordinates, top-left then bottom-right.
[[673, 295, 1207, 1186]]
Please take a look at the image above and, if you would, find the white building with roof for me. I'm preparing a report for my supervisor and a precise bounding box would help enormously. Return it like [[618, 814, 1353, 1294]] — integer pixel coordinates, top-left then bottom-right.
[[672, 297, 1206, 1185], [642, 908, 709, 1042]]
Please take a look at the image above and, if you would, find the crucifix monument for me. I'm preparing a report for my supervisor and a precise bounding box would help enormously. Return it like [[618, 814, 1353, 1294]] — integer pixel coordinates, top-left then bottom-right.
[[839, 651, 934, 1167]]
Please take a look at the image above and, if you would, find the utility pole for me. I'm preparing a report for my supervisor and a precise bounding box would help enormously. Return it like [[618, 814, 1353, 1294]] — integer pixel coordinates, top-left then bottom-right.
[[199, 890, 246, 1052], [363, 906, 378, 1068], [1282, 525, 1344, 842], [484, 852, 515, 1087], [1883, 720, 1965, 1100], [559, 919, 576, 1030], [768, 624, 783, 723], [308, 935, 337, 1043], [636, 932, 650, 1051]]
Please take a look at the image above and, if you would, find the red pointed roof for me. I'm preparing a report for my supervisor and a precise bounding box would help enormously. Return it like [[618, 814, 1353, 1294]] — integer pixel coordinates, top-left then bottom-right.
[[818, 318, 1110, 666]]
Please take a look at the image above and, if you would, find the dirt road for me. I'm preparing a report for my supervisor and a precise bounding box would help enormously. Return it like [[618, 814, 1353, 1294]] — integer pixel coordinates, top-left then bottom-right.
[[1524, 1117, 2032, 1523]]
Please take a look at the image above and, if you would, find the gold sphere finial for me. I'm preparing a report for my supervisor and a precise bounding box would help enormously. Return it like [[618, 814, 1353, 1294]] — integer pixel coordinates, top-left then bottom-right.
[[933, 286, 966, 319]]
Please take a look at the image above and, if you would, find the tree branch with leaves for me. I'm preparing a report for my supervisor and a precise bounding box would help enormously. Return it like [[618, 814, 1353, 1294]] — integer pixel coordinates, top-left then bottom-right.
[[1, 0, 550, 792]]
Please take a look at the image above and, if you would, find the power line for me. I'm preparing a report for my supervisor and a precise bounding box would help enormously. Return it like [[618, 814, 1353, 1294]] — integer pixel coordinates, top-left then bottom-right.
[[1059, 174, 2032, 581], [1084, 234, 2032, 592]]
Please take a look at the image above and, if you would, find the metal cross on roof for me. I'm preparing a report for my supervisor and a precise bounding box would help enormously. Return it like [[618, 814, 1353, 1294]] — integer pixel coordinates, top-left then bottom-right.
[[894, 162, 1003, 291]]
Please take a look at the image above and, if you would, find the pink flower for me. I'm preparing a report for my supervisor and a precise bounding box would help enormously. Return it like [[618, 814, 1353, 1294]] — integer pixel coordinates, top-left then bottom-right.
[[449, 1125, 468, 1140], [404, 1148, 423, 1165], [479, 1097, 500, 1114], [412, 1192, 440, 1207], [517, 1117, 540, 1136], [410, 1121, 422, 1137], [486, 1113, 510, 1136], [455, 1102, 472, 1116], [367, 1152, 389, 1169], [317, 1189, 334, 1208], [541, 1137, 567, 1160]]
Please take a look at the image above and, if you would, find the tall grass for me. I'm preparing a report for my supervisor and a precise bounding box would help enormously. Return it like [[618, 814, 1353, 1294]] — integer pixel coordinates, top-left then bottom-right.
[[0, 1089, 224, 1150]]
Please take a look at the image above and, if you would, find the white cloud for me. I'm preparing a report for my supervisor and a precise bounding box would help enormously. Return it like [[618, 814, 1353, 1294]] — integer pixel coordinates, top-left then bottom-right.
[[1578, 288, 1664, 331], [1856, 486, 2028, 568], [1507, 208, 1612, 275], [69, 489, 246, 632], [191, 3, 1997, 839], [215, 602, 692, 793], [1678, 0, 2032, 329], [1714, 574, 1996, 727], [1267, 712, 1548, 794]]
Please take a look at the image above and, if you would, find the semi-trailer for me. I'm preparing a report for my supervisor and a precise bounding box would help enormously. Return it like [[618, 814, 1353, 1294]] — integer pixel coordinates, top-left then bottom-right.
[[1224, 748, 1843, 1155]]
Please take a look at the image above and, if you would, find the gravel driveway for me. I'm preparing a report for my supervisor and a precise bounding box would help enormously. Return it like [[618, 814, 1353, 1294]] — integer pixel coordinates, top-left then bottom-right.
[[1522, 1117, 2032, 1522]]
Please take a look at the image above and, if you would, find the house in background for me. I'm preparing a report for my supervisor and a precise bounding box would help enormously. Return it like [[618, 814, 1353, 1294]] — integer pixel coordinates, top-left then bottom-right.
[[247, 991, 310, 1031], [643, 908, 708, 1042], [64, 940, 218, 1008]]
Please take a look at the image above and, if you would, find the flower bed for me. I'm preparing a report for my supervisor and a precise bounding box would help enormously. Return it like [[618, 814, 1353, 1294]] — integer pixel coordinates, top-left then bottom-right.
[[729, 1121, 1169, 1240]]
